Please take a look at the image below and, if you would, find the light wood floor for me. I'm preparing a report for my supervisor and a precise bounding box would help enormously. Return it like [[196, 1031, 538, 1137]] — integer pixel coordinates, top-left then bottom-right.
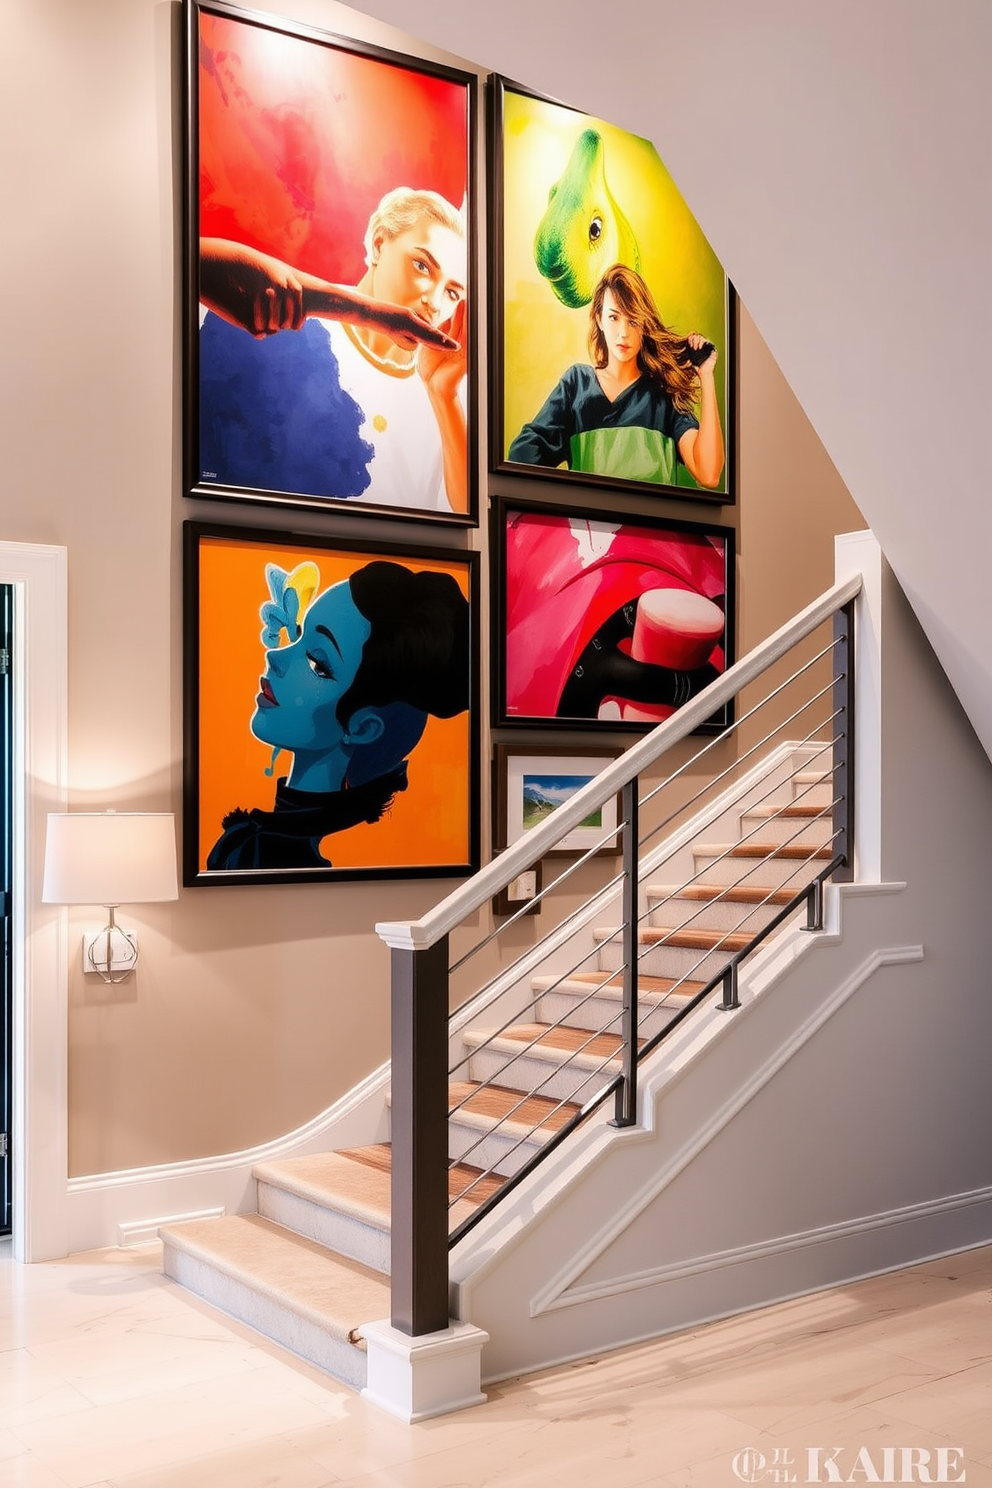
[[2, 1236, 990, 1487]]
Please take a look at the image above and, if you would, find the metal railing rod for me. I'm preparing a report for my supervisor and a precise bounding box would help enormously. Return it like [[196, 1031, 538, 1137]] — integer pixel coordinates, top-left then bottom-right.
[[447, 934, 621, 1080], [449, 844, 851, 1237], [635, 640, 840, 823], [451, 816, 843, 1200], [616, 787, 841, 976], [633, 820, 842, 987], [377, 574, 863, 954], [634, 855, 843, 1064], [448, 1011, 636, 1176], [613, 780, 639, 1127], [448, 1034, 625, 1180], [450, 860, 624, 977], [447, 988, 630, 1106], [463, 677, 841, 985], [582, 749, 842, 992], [634, 785, 841, 945], [458, 821, 838, 1113], [448, 1073, 623, 1246], [619, 814, 843, 1022], [637, 700, 838, 856], [638, 759, 842, 919], [448, 980, 647, 1175], [447, 786, 851, 1229], [447, 1048, 625, 1208]]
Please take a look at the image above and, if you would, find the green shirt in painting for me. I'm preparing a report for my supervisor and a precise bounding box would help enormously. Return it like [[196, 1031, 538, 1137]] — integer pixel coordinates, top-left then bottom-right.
[[508, 364, 698, 485]]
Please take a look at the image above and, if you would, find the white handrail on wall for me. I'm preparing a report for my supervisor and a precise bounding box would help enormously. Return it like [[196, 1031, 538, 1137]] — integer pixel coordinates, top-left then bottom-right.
[[376, 573, 863, 953]]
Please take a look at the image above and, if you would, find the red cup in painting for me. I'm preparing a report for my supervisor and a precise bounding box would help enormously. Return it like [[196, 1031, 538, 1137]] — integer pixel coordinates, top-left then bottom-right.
[[621, 588, 724, 723]]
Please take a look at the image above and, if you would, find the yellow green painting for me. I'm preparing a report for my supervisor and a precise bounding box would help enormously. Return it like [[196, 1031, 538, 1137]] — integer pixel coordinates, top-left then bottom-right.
[[497, 82, 732, 500]]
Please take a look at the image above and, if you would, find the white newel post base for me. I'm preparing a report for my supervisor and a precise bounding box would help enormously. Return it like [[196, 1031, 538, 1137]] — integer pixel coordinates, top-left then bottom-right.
[[360, 1318, 489, 1422]]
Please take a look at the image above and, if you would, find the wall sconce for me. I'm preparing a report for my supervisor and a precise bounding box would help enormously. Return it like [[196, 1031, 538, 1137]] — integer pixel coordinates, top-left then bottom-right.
[[42, 812, 178, 983]]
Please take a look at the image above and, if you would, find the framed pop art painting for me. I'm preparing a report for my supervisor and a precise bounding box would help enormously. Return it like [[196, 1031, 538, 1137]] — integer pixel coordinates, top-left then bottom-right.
[[493, 497, 735, 733], [183, 522, 479, 886], [185, 1, 477, 524], [489, 76, 734, 504]]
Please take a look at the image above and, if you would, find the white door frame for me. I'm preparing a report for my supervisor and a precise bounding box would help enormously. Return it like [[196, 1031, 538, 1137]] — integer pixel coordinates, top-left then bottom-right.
[[2, 542, 68, 1261]]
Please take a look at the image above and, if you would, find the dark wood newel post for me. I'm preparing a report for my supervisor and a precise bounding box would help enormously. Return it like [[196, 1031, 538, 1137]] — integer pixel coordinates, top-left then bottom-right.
[[612, 777, 640, 1127], [833, 599, 856, 883], [390, 934, 451, 1337]]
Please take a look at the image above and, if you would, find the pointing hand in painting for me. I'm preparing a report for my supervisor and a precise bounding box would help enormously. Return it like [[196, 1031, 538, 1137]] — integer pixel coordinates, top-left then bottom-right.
[[200, 239, 458, 349]]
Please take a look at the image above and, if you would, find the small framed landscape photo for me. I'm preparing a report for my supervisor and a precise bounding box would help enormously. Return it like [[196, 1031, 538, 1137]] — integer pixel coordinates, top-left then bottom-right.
[[494, 744, 622, 859], [183, 521, 479, 886], [185, 0, 477, 524], [493, 496, 735, 734]]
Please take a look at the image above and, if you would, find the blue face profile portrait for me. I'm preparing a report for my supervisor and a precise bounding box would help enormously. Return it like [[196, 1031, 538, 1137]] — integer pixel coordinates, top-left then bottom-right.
[[206, 558, 470, 873]]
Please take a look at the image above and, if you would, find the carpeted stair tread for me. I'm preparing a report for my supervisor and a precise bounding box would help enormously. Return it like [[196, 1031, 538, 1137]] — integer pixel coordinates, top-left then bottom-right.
[[449, 1080, 579, 1133], [463, 1023, 644, 1071], [255, 1144, 503, 1222], [479, 1022, 639, 1060], [645, 884, 798, 905], [531, 970, 705, 1003], [594, 925, 752, 952], [744, 804, 830, 820], [725, 842, 833, 860], [335, 1142, 505, 1208], [253, 1149, 392, 1228], [159, 1213, 389, 1342]]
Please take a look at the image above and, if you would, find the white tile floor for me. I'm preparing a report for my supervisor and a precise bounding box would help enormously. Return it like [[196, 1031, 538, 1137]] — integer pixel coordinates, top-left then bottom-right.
[[1, 1236, 990, 1487]]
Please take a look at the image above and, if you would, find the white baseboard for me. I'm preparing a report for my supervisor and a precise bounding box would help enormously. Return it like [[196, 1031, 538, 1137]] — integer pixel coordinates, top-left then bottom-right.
[[66, 1061, 391, 1254]]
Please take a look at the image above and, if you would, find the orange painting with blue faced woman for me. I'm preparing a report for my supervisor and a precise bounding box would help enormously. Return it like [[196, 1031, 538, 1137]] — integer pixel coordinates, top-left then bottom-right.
[[509, 264, 724, 490], [201, 553, 470, 873]]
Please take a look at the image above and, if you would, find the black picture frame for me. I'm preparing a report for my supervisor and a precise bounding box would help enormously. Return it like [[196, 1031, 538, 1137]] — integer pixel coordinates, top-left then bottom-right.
[[183, 520, 480, 886], [184, 0, 478, 526], [492, 495, 736, 734], [488, 75, 736, 506]]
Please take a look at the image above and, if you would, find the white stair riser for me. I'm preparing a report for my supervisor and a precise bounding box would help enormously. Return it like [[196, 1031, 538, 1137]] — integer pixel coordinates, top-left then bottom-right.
[[738, 813, 833, 849], [691, 850, 827, 890], [465, 1042, 616, 1105], [791, 773, 833, 807], [645, 890, 785, 935], [255, 1179, 390, 1276], [537, 987, 689, 1039], [596, 936, 730, 983], [162, 1242, 367, 1392]]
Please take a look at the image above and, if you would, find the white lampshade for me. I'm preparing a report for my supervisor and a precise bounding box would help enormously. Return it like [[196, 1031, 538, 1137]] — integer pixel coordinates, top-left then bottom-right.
[[43, 812, 178, 906]]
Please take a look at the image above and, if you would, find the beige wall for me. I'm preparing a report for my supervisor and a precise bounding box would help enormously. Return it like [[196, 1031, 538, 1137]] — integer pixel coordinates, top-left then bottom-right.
[[3, 0, 861, 1177]]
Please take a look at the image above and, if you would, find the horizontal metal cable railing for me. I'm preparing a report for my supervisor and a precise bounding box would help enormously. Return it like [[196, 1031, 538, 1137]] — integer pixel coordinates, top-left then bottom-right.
[[378, 575, 860, 1337]]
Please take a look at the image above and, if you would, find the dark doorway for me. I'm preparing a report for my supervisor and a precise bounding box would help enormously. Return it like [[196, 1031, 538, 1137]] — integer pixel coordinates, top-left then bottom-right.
[[0, 586, 12, 1233]]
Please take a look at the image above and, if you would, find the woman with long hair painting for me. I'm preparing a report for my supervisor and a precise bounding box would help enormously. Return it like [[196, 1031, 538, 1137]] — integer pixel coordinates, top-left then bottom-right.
[[508, 262, 724, 489]]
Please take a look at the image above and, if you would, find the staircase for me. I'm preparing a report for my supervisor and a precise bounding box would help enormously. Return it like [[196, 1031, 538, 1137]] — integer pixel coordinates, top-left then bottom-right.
[[159, 754, 835, 1392]]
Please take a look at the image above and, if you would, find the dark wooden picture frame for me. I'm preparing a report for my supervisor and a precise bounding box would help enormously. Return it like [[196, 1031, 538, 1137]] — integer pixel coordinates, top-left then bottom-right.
[[494, 743, 622, 859], [184, 0, 478, 525], [183, 520, 480, 886], [492, 495, 736, 734], [488, 75, 735, 506]]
